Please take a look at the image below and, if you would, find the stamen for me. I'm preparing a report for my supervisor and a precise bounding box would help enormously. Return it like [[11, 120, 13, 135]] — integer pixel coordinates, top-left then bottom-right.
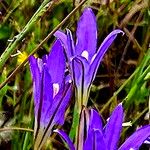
[[69, 79, 72, 83], [81, 50, 89, 60], [53, 83, 59, 98]]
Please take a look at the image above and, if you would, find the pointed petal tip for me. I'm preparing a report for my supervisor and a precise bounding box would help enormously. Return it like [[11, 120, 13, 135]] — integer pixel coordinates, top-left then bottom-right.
[[52, 39, 62, 48], [54, 30, 64, 36], [112, 29, 124, 36], [53, 129, 75, 150], [90, 109, 99, 116], [53, 30, 68, 53], [54, 30, 67, 43], [28, 55, 35, 63], [66, 28, 71, 33], [114, 103, 124, 115], [46, 39, 65, 84], [89, 108, 103, 131], [104, 103, 124, 150], [83, 7, 94, 15], [28, 55, 34, 59], [118, 102, 123, 109], [119, 125, 150, 150], [76, 7, 97, 58]]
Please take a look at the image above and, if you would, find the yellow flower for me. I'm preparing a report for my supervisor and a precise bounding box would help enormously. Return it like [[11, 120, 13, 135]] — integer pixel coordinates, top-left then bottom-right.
[[17, 51, 28, 65]]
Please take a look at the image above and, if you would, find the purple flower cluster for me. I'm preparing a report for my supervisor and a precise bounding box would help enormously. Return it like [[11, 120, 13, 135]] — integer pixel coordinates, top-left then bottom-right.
[[29, 7, 150, 150]]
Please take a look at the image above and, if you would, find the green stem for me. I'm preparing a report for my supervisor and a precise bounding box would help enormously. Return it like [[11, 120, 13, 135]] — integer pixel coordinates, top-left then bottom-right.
[[69, 103, 81, 139], [69, 89, 82, 142], [131, 48, 150, 85], [23, 131, 30, 150], [23, 96, 34, 150], [69, 87, 89, 146], [0, 127, 33, 132], [0, 0, 55, 70], [124, 64, 150, 106]]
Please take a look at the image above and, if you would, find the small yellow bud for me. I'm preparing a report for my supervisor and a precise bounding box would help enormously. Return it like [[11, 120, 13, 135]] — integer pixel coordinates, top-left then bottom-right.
[[17, 51, 28, 65]]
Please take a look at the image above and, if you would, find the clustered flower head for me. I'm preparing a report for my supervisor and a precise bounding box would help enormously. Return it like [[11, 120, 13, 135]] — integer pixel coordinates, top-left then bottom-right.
[[29, 7, 150, 150]]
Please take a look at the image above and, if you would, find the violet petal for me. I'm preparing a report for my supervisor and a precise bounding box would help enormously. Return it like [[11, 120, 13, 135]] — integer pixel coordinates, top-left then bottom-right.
[[84, 129, 94, 150], [54, 30, 67, 48], [90, 30, 124, 83], [29, 56, 41, 117], [104, 103, 124, 150], [54, 30, 75, 59], [75, 8, 97, 60], [38, 83, 72, 149], [94, 129, 107, 150], [52, 83, 72, 126], [54, 129, 75, 150], [72, 57, 84, 88], [84, 129, 107, 150], [119, 125, 150, 150], [40, 64, 53, 126], [66, 29, 75, 58], [89, 109, 103, 132], [46, 39, 65, 85]]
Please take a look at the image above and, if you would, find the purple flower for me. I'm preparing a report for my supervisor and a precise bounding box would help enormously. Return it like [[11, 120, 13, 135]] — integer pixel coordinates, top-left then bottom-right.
[[54, 104, 150, 150], [29, 40, 72, 149], [54, 8, 124, 106]]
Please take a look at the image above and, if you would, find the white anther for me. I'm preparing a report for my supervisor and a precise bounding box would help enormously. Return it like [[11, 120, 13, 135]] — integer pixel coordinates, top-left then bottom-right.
[[81, 50, 89, 60], [53, 83, 59, 98], [68, 79, 72, 83]]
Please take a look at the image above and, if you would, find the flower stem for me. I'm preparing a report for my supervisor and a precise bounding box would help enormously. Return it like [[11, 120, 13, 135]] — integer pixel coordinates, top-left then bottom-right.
[[0, 127, 33, 132], [69, 89, 82, 142], [124, 64, 150, 106], [69, 103, 81, 141]]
